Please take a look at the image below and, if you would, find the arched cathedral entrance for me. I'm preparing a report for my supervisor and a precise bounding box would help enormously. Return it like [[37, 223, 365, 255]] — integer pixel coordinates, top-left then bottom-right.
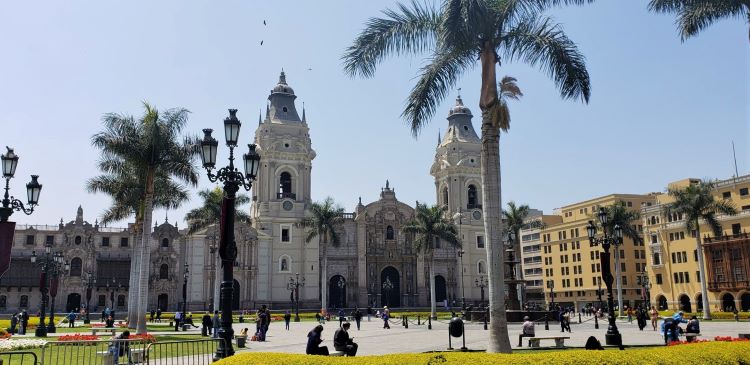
[[381, 266, 400, 307]]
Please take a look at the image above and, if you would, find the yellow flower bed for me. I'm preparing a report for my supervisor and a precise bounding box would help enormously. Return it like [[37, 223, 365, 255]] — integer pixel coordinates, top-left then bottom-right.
[[658, 311, 750, 320], [215, 342, 750, 365]]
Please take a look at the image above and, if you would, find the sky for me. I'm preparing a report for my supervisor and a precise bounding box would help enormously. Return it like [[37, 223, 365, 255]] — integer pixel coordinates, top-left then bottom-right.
[[1, 1, 748, 228]]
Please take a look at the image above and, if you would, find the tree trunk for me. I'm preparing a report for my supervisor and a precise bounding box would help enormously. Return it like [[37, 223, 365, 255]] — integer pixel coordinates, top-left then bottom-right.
[[321, 238, 328, 314], [615, 248, 623, 316], [127, 224, 140, 328], [695, 224, 711, 319], [136, 169, 155, 334], [479, 43, 512, 354], [429, 256, 436, 319]]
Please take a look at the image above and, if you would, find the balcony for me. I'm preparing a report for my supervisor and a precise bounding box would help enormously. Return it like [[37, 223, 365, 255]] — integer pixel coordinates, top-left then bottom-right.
[[467, 203, 482, 210], [703, 232, 750, 292], [276, 192, 296, 200], [708, 280, 750, 292]]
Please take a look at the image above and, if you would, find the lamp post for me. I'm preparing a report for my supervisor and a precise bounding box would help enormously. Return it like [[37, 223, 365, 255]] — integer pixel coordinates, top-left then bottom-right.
[[105, 277, 118, 311], [182, 263, 189, 331], [504, 231, 521, 310], [382, 277, 394, 307], [30, 245, 67, 337], [83, 271, 96, 324], [1, 147, 42, 223], [336, 276, 346, 308], [199, 109, 260, 360], [597, 277, 603, 311], [587, 207, 624, 346], [547, 279, 555, 308], [475, 276, 487, 305], [46, 251, 68, 333], [638, 270, 651, 310], [457, 249, 466, 309], [287, 273, 305, 322]]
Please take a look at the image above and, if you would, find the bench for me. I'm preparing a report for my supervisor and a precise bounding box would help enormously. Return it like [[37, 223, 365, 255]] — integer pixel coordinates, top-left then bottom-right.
[[96, 348, 146, 364], [528, 336, 570, 348], [739, 333, 750, 340], [91, 328, 119, 336], [330, 351, 346, 357]]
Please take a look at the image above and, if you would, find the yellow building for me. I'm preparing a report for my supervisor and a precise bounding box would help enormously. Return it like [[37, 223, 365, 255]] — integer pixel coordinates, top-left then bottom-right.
[[540, 194, 656, 311], [643, 174, 750, 313]]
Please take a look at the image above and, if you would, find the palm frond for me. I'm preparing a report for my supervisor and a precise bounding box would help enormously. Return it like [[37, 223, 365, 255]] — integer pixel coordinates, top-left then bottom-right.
[[343, 0, 440, 78], [501, 14, 591, 103], [649, 0, 747, 42]]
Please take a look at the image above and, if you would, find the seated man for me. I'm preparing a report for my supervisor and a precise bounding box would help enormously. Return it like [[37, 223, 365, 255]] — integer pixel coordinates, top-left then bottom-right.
[[519, 316, 535, 347], [333, 322, 358, 357], [110, 330, 132, 365], [685, 316, 700, 342]]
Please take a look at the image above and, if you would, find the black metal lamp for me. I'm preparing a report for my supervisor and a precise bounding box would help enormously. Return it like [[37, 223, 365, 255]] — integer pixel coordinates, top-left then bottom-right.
[[26, 175, 42, 206], [1, 148, 41, 222], [223, 109, 241, 147], [242, 144, 260, 180], [200, 129, 219, 169], [1, 147, 18, 178]]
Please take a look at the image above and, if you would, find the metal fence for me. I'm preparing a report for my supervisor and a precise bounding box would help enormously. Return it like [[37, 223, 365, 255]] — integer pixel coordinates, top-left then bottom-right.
[[36, 337, 223, 365], [0, 351, 38, 365]]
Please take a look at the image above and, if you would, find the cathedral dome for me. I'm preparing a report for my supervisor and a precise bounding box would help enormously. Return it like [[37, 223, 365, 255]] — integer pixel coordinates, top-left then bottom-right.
[[448, 95, 472, 117], [271, 71, 295, 95]]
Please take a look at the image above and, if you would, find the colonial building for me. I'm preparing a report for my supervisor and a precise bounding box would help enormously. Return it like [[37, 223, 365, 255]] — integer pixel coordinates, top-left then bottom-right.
[[644, 174, 750, 313]]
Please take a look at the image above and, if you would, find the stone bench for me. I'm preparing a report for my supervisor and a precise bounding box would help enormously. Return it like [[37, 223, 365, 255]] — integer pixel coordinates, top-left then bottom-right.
[[739, 333, 750, 340], [91, 328, 120, 336], [330, 350, 346, 357], [528, 336, 570, 348]]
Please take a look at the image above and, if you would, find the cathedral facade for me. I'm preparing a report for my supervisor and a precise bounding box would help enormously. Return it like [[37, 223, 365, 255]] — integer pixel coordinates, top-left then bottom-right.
[[1, 72, 490, 313]]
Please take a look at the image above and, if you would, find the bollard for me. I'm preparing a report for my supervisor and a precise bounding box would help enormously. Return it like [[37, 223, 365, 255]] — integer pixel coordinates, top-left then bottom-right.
[[544, 315, 549, 331], [405, 315, 409, 329], [594, 314, 599, 329], [579, 313, 582, 323], [418, 315, 421, 325], [483, 312, 488, 330], [428, 315, 432, 330]]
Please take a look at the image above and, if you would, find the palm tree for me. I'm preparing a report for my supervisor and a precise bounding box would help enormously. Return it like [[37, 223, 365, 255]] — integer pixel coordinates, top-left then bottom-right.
[[648, 0, 750, 44], [343, 0, 592, 352], [665, 180, 737, 320], [297, 197, 345, 313], [185, 187, 251, 235], [87, 163, 190, 328], [502, 201, 530, 308], [91, 102, 199, 334], [597, 201, 643, 316], [402, 203, 460, 319]]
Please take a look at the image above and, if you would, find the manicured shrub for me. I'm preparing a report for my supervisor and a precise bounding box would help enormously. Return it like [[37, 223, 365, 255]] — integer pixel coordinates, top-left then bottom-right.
[[214, 341, 750, 365]]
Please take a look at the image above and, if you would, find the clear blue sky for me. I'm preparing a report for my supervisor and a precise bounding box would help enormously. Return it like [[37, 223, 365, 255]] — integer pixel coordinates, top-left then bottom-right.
[[1, 1, 748, 227]]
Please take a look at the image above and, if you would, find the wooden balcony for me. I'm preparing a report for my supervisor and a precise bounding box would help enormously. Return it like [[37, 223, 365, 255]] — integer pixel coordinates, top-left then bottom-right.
[[703, 232, 750, 292]]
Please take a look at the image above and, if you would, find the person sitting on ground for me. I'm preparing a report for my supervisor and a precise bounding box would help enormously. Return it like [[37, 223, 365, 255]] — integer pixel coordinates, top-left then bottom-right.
[[334, 322, 358, 357], [685, 316, 700, 342], [306, 325, 329, 356], [185, 315, 199, 328], [585, 336, 604, 350], [518, 316, 535, 347]]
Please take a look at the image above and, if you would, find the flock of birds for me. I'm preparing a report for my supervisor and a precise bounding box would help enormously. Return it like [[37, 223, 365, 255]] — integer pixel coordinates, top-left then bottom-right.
[[260, 19, 313, 71]]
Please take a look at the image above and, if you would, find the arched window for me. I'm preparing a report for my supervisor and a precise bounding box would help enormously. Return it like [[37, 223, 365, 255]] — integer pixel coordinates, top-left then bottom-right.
[[467, 185, 478, 208], [161, 238, 169, 247], [279, 172, 292, 194], [386, 226, 394, 240], [117, 295, 126, 307], [70, 257, 82, 277], [477, 260, 486, 274], [98, 295, 106, 307], [442, 187, 449, 207], [19, 295, 28, 308], [279, 255, 291, 272], [159, 264, 169, 280], [74, 236, 82, 245]]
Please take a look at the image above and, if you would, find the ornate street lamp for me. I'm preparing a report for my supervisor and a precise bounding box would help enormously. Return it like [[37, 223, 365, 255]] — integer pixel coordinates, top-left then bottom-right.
[[182, 263, 189, 331], [83, 271, 96, 324], [457, 249, 466, 309], [547, 279, 555, 307], [30, 244, 67, 337], [475, 276, 487, 305], [287, 273, 305, 322], [1, 147, 42, 222], [504, 231, 522, 310], [46, 251, 69, 333], [638, 270, 651, 310], [587, 207, 624, 346], [200, 109, 260, 360]]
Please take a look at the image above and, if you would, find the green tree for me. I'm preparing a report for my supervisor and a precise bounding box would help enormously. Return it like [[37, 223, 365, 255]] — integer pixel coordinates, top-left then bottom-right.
[[298, 197, 345, 312], [185, 187, 251, 235], [664, 180, 737, 319], [402, 203, 461, 319], [502, 201, 530, 308], [597, 201, 643, 316], [649, 0, 750, 44], [343, 0, 592, 352], [91, 102, 199, 334], [87, 163, 190, 327]]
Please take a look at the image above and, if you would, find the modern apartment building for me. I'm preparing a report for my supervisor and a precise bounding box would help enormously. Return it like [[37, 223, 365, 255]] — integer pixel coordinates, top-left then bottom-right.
[[520, 214, 561, 306]]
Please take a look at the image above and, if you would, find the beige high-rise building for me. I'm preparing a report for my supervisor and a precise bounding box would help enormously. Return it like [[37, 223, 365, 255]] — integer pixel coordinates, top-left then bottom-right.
[[539, 194, 655, 310], [643, 174, 750, 313]]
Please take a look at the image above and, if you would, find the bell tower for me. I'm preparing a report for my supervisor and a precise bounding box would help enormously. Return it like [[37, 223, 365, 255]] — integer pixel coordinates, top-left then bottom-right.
[[251, 71, 317, 304]]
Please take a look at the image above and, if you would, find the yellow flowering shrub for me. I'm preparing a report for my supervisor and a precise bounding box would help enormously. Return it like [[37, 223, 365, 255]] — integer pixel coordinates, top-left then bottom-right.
[[215, 342, 750, 365], [658, 311, 750, 320]]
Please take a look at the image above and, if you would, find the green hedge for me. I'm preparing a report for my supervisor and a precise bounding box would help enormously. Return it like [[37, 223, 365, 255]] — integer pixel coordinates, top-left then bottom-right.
[[215, 341, 750, 365]]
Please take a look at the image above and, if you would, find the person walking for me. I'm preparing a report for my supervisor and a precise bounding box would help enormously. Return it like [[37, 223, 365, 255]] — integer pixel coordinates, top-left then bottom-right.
[[201, 312, 212, 336], [284, 310, 292, 330], [174, 311, 182, 331], [627, 307, 634, 324], [9, 313, 18, 335], [334, 322, 358, 357], [150, 309, 155, 322], [518, 316, 535, 347], [338, 308, 346, 328], [382, 306, 390, 329], [366, 305, 372, 322], [156, 308, 162, 322], [649, 306, 659, 331], [305, 325, 329, 356], [67, 311, 77, 328], [353, 308, 363, 331], [20, 310, 29, 335], [212, 310, 220, 339]]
